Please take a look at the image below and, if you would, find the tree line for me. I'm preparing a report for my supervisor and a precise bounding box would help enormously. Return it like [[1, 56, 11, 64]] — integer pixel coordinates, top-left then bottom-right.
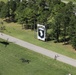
[[0, 0, 76, 50]]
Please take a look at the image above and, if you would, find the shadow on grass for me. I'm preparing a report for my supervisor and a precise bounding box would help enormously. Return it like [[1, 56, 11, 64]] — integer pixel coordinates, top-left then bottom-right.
[[0, 41, 9, 47], [20, 58, 31, 64]]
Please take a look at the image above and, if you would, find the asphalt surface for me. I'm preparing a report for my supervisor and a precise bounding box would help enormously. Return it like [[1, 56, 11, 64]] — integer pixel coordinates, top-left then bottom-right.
[[0, 32, 76, 67]]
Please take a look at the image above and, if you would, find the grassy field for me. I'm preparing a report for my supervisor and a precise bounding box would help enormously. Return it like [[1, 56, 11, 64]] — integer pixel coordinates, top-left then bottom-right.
[[0, 38, 76, 75]]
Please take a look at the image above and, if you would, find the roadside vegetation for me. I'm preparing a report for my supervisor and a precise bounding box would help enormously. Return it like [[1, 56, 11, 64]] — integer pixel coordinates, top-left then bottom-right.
[[0, 38, 76, 75]]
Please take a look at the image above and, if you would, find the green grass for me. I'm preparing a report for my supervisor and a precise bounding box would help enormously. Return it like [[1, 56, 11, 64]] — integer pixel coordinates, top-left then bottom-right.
[[0, 38, 76, 75], [2, 21, 76, 59]]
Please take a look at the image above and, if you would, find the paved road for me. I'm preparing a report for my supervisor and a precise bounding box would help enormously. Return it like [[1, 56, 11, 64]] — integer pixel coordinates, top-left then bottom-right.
[[0, 32, 76, 67]]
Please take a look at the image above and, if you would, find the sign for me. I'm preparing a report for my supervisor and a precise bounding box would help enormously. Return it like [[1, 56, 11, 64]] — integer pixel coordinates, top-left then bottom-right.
[[37, 24, 46, 41]]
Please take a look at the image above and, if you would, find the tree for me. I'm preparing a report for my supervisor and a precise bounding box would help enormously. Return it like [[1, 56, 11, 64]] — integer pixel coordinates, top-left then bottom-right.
[[61, 2, 74, 43], [50, 1, 65, 42], [8, 0, 17, 21], [0, 2, 10, 18], [69, 15, 76, 50], [15, 0, 27, 23], [52, 13, 62, 42], [0, 1, 5, 12], [71, 37, 76, 50]]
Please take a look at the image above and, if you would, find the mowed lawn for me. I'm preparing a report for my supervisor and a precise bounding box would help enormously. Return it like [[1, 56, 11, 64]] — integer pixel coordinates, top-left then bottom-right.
[[1, 21, 76, 59], [0, 38, 76, 75]]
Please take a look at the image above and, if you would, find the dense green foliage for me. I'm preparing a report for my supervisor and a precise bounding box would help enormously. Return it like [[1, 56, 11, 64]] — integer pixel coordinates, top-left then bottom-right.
[[0, 0, 76, 49], [0, 38, 76, 75]]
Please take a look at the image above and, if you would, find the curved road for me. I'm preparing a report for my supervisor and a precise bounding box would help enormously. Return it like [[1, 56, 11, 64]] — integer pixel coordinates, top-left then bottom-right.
[[0, 32, 76, 67]]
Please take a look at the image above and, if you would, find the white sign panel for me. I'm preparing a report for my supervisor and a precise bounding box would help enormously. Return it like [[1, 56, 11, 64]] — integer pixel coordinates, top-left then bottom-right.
[[37, 24, 46, 41]]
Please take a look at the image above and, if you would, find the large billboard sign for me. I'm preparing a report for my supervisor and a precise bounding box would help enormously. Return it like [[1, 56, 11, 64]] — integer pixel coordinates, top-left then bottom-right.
[[37, 24, 46, 41]]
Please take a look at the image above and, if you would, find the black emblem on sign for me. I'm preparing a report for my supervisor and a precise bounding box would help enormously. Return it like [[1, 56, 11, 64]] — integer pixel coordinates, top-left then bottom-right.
[[38, 29, 44, 38]]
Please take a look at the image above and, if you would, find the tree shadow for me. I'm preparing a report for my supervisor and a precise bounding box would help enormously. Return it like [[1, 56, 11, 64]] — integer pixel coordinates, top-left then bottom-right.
[[0, 41, 9, 47], [3, 18, 16, 23], [53, 37, 70, 45], [3, 18, 11, 23], [59, 37, 70, 42], [20, 58, 31, 64]]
